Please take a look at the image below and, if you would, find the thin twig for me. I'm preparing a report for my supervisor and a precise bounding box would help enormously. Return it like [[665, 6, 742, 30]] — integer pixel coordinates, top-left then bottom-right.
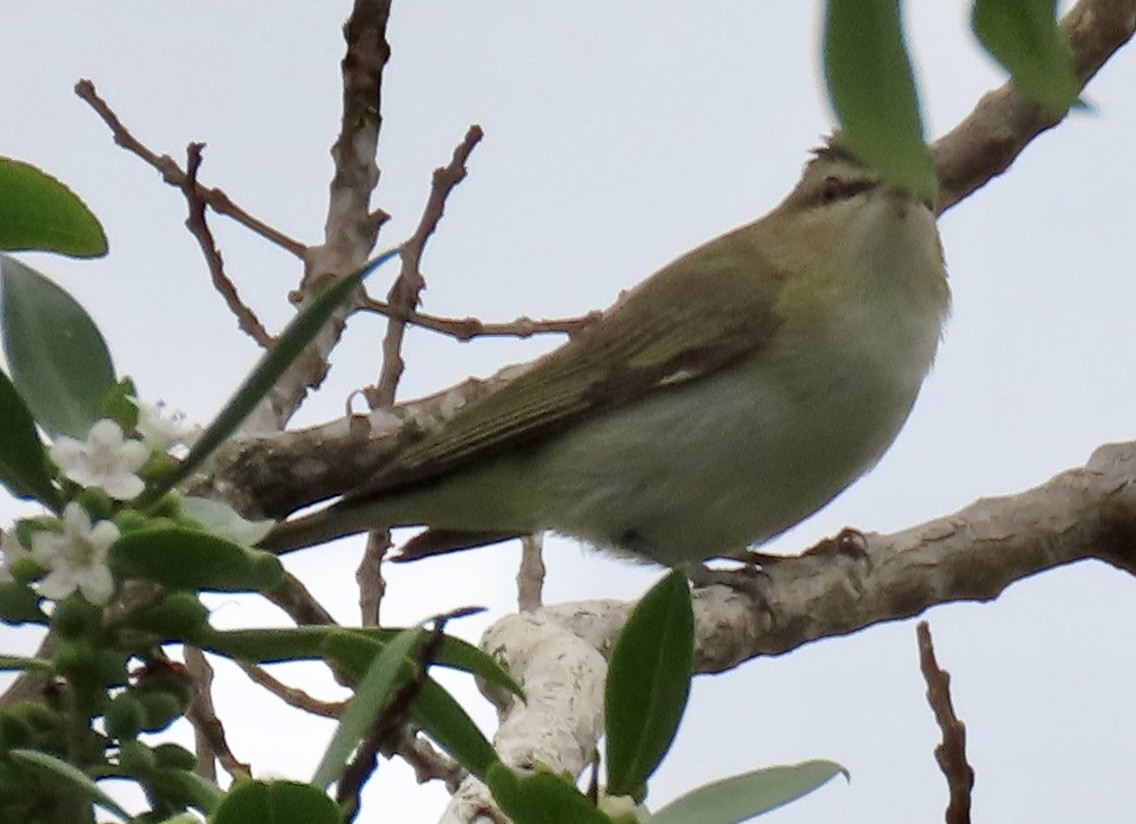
[[517, 533, 545, 612], [916, 622, 974, 824], [235, 661, 347, 718], [357, 529, 391, 627], [396, 733, 466, 792], [184, 143, 275, 348], [183, 647, 218, 781], [357, 298, 603, 341], [264, 571, 339, 626], [184, 648, 251, 781], [370, 125, 484, 408], [74, 79, 306, 257]]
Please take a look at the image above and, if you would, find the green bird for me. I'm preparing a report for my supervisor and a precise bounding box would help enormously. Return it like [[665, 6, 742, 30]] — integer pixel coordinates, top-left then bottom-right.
[[260, 140, 949, 569]]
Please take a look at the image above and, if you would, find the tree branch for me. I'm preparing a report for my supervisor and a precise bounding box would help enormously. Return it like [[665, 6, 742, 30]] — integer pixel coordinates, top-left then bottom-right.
[[256, 0, 393, 432], [917, 622, 974, 824], [932, 0, 1136, 213], [74, 79, 306, 257], [436, 441, 1136, 818], [369, 124, 484, 409], [184, 143, 275, 348]]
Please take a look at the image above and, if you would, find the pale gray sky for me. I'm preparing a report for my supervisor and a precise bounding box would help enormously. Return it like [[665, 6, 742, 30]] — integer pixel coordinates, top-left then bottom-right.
[[3, 3, 1136, 822]]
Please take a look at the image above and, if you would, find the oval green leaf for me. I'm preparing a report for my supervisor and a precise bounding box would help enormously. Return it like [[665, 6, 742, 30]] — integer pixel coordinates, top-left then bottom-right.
[[0, 157, 107, 257], [109, 527, 283, 592], [0, 579, 48, 624], [1, 254, 116, 438], [604, 569, 693, 801], [972, 0, 1078, 112], [212, 780, 339, 824], [823, 0, 937, 204], [651, 759, 848, 824], [487, 765, 613, 824], [0, 367, 59, 506]]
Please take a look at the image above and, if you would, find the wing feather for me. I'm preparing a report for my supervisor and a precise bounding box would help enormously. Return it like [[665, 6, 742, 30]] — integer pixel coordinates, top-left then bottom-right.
[[352, 222, 786, 496]]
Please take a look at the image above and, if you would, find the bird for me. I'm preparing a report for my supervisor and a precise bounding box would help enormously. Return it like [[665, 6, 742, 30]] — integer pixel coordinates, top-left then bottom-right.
[[259, 139, 949, 571]]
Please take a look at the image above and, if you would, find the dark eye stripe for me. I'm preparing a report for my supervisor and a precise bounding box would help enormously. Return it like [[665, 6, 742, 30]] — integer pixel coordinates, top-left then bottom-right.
[[819, 175, 877, 204]]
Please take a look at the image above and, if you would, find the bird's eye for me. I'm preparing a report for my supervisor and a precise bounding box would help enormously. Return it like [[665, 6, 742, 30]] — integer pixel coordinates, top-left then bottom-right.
[[819, 175, 875, 204]]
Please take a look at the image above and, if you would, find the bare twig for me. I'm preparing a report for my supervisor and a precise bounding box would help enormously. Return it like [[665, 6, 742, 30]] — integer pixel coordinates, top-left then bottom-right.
[[263, 571, 339, 627], [184, 649, 251, 781], [357, 529, 391, 626], [517, 533, 546, 612], [917, 622, 974, 824], [357, 298, 603, 341], [396, 732, 466, 791], [184, 647, 219, 781], [370, 124, 485, 408], [235, 661, 347, 718], [184, 143, 274, 348], [74, 79, 306, 257]]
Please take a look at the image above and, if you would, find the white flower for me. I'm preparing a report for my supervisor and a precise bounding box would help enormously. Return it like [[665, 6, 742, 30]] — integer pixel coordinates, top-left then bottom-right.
[[50, 419, 149, 500], [0, 529, 33, 583], [30, 503, 118, 604], [132, 398, 200, 453]]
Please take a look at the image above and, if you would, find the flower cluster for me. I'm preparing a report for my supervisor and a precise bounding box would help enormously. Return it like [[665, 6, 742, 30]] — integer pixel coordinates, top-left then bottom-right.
[[4, 403, 196, 607]]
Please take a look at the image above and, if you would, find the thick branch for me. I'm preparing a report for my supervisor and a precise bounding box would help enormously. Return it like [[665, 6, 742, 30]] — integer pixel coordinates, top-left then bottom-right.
[[250, 0, 392, 432], [439, 442, 1136, 818], [932, 0, 1136, 212]]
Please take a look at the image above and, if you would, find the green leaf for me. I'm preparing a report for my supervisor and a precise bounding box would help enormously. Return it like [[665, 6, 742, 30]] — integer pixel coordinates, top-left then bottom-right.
[[0, 254, 116, 438], [318, 630, 502, 780], [972, 0, 1078, 112], [0, 367, 58, 506], [0, 654, 52, 672], [487, 764, 612, 824], [411, 675, 501, 781], [120, 591, 210, 641], [604, 570, 693, 801], [650, 760, 848, 824], [99, 376, 140, 432], [109, 527, 284, 592], [7, 748, 130, 821], [312, 626, 426, 789], [0, 157, 107, 257], [823, 0, 937, 203], [211, 780, 340, 824], [199, 625, 522, 698], [0, 580, 48, 625], [138, 766, 223, 813], [139, 249, 399, 507]]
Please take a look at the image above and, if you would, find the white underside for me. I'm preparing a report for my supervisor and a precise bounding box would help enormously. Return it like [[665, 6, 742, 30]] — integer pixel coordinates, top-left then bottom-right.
[[382, 194, 947, 564]]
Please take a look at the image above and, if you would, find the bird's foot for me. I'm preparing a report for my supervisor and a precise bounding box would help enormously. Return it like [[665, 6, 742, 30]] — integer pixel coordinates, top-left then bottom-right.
[[802, 526, 870, 563]]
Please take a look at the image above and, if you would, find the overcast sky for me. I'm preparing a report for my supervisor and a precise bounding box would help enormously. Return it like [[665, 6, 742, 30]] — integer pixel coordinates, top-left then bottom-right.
[[4, 3, 1136, 822]]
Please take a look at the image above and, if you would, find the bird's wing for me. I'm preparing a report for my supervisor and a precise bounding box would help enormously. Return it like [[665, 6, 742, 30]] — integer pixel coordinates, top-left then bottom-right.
[[353, 224, 787, 496]]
